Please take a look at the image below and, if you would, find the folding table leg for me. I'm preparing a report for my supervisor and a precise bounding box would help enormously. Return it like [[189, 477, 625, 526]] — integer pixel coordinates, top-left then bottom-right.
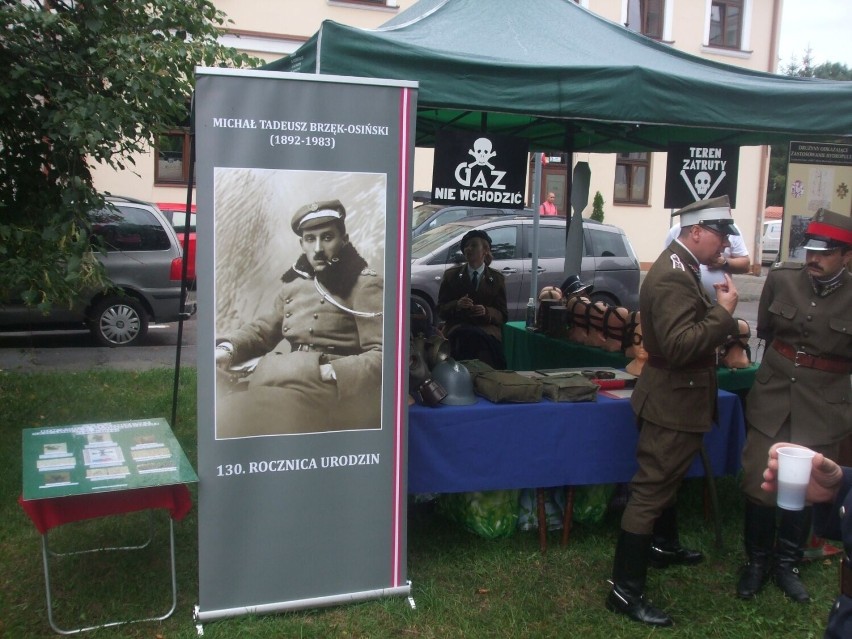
[[41, 517, 177, 635], [46, 510, 155, 558]]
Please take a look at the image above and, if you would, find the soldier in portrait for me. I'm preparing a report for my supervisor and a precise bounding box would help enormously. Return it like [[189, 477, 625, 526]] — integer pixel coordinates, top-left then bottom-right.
[[214, 199, 383, 437]]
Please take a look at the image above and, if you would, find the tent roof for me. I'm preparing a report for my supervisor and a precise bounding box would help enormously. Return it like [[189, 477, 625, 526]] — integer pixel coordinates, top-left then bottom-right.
[[267, 0, 852, 152]]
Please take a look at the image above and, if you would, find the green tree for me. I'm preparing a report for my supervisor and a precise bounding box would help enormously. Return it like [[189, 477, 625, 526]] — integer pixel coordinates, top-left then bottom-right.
[[590, 191, 605, 222], [766, 49, 851, 207], [0, 0, 257, 310]]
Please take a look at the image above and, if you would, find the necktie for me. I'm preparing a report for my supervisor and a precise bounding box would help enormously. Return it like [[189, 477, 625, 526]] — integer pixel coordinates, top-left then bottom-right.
[[471, 271, 479, 290]]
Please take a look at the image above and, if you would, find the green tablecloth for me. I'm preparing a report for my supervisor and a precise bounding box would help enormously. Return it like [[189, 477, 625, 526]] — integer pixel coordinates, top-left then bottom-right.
[[502, 321, 757, 393]]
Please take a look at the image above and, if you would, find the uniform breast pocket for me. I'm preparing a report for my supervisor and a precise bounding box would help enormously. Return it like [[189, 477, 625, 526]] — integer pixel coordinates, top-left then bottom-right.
[[828, 317, 852, 340], [767, 299, 798, 321], [823, 316, 852, 355]]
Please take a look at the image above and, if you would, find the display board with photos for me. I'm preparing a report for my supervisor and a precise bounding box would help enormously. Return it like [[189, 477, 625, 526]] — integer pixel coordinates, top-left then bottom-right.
[[22, 418, 198, 500]]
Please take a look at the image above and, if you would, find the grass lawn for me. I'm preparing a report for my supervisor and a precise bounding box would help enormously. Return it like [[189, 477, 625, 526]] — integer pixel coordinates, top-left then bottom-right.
[[0, 368, 837, 638]]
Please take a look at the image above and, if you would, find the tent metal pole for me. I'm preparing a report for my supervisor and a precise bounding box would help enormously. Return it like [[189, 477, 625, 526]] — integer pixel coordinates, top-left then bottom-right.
[[529, 153, 543, 300]]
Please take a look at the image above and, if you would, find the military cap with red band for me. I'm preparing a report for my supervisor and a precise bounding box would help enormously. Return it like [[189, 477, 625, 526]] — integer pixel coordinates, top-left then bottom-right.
[[803, 208, 852, 251]]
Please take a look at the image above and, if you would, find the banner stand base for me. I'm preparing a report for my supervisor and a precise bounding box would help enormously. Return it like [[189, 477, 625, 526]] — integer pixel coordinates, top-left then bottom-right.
[[194, 582, 412, 625]]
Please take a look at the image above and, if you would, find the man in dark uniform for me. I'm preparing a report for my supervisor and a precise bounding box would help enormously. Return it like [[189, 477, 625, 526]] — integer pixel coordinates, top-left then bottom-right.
[[760, 443, 852, 638], [605, 195, 740, 627], [214, 199, 383, 437], [437, 229, 508, 368], [737, 209, 852, 602]]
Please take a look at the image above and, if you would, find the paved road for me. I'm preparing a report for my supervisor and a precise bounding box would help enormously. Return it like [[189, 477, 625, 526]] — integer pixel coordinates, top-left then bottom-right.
[[0, 318, 196, 373]]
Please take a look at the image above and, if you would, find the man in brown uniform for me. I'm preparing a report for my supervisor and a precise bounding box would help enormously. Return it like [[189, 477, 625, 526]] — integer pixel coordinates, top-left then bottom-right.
[[606, 196, 740, 626], [214, 199, 383, 437], [736, 209, 852, 603]]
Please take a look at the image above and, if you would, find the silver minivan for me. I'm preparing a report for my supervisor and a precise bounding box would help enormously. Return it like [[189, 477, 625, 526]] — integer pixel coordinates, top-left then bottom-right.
[[410, 215, 640, 326], [0, 196, 193, 346]]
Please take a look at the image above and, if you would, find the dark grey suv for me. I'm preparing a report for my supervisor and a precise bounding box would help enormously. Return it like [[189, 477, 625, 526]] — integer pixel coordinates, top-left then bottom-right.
[[0, 196, 193, 346], [410, 215, 640, 326]]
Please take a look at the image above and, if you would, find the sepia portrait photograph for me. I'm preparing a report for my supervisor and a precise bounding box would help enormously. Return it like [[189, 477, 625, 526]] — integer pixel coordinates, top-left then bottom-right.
[[213, 168, 387, 439]]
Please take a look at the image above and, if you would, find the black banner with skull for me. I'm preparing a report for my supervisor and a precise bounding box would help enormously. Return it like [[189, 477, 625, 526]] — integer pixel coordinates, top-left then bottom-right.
[[664, 143, 739, 209], [430, 130, 528, 208]]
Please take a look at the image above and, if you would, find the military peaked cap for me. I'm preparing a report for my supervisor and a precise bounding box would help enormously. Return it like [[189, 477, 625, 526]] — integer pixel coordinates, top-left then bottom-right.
[[674, 195, 740, 235], [803, 208, 852, 250], [291, 199, 347, 234]]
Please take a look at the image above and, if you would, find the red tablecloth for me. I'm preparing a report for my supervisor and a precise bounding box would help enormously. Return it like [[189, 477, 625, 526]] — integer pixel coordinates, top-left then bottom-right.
[[18, 484, 193, 535]]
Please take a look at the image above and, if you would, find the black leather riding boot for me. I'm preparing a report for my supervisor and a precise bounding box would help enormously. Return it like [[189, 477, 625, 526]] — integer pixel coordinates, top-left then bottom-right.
[[737, 501, 776, 599], [774, 507, 811, 603], [606, 530, 673, 627], [650, 505, 704, 568]]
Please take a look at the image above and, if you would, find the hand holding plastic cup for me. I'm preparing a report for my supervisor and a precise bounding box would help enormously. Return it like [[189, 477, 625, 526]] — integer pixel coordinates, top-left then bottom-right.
[[776, 446, 816, 511]]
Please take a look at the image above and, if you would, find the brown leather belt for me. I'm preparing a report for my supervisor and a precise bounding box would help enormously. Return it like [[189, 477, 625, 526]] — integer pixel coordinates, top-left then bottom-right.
[[771, 339, 852, 374], [647, 354, 716, 370], [842, 557, 852, 597]]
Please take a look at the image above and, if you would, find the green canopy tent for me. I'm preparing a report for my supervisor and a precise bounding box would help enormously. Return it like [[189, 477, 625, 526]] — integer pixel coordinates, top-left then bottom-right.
[[267, 0, 852, 152]]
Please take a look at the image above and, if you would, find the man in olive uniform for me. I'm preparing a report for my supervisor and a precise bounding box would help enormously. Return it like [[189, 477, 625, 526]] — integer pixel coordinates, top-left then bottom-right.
[[214, 199, 383, 437], [737, 209, 852, 603], [606, 195, 740, 627]]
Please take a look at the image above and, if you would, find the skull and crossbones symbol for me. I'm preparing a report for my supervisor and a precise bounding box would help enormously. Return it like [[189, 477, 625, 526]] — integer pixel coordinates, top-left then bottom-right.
[[694, 171, 711, 196], [467, 137, 497, 170]]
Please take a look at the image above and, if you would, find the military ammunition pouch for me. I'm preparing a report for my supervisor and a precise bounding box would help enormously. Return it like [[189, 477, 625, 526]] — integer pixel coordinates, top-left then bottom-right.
[[474, 371, 543, 403], [540, 373, 599, 402]]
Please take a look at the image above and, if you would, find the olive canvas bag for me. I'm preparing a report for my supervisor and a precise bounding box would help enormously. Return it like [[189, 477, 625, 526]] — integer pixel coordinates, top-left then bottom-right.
[[474, 371, 543, 403]]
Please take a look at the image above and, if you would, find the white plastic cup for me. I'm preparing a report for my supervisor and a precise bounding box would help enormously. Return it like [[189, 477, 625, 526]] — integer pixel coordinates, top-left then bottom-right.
[[776, 446, 816, 511]]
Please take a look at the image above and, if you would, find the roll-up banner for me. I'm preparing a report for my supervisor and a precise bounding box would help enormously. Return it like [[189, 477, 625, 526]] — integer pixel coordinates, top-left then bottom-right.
[[193, 69, 417, 622]]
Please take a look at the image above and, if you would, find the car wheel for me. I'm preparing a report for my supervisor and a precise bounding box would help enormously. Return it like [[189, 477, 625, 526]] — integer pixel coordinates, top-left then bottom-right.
[[411, 293, 436, 328], [89, 296, 149, 347], [589, 291, 619, 308]]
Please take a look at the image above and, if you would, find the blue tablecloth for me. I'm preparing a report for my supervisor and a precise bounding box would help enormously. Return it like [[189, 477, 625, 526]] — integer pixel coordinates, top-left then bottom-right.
[[408, 390, 744, 494]]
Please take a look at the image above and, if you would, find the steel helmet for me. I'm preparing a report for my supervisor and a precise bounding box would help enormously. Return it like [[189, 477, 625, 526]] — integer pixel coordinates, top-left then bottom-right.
[[431, 358, 477, 406]]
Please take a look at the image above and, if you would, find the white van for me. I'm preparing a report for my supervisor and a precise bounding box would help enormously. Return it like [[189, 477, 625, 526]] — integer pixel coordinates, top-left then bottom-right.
[[761, 220, 781, 265]]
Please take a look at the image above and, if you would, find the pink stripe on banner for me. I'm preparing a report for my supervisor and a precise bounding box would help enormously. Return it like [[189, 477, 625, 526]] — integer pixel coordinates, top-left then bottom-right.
[[391, 87, 412, 587]]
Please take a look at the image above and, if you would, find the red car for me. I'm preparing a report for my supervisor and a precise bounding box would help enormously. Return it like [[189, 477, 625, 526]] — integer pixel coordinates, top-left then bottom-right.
[[157, 202, 196, 284]]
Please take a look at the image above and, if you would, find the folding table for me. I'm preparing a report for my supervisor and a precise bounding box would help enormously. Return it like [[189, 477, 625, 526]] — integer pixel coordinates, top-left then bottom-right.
[[19, 418, 197, 635]]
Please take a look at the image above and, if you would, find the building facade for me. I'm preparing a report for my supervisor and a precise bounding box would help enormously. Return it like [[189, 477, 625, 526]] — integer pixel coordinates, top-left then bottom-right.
[[91, 0, 783, 268]]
